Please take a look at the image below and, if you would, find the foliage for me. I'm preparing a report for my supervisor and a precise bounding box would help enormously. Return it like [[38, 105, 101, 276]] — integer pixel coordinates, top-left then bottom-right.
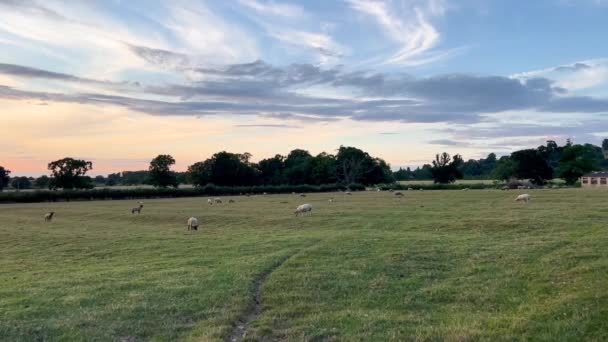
[[510, 149, 554, 185], [603, 138, 608, 150], [430, 152, 464, 184], [492, 156, 516, 181], [10, 176, 31, 190], [0, 183, 362, 203], [34, 175, 50, 189], [557, 144, 598, 184], [47, 158, 94, 189], [188, 151, 258, 187], [148, 155, 178, 188], [0, 166, 10, 191]]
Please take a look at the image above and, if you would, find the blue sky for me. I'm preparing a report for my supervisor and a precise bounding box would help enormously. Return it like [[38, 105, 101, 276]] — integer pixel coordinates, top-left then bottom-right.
[[1, 0, 608, 175]]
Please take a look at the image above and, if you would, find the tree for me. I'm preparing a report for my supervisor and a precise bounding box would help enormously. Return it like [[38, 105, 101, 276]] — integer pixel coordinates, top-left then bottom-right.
[[94, 175, 106, 185], [430, 152, 464, 184], [492, 156, 515, 181], [258, 155, 286, 185], [557, 144, 598, 185], [48, 158, 94, 189], [510, 149, 553, 185], [283, 149, 313, 185], [0, 166, 10, 192], [310, 152, 337, 185], [187, 152, 258, 187], [336, 146, 374, 185], [106, 173, 121, 186], [34, 175, 50, 189], [11, 176, 31, 190], [148, 155, 178, 188]]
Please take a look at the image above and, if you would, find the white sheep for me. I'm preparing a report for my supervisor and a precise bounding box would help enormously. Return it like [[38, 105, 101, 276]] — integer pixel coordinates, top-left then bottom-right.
[[462, 188, 470, 191], [300, 193, 307, 197], [44, 212, 55, 222], [345, 191, 352, 195], [294, 203, 313, 216], [207, 198, 213, 205], [328, 198, 334, 204], [187, 217, 199, 231], [515, 194, 531, 203], [408, 187, 413, 191], [214, 198, 222, 204]]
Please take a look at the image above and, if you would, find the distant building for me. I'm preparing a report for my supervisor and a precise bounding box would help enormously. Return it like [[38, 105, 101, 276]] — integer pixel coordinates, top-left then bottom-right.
[[581, 172, 608, 187]]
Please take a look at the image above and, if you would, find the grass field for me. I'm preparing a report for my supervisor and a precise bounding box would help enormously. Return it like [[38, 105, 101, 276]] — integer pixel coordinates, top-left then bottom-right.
[[1, 189, 607, 341]]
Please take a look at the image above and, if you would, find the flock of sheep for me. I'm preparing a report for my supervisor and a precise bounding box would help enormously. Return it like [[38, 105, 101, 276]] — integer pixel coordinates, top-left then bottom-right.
[[41, 190, 533, 228]]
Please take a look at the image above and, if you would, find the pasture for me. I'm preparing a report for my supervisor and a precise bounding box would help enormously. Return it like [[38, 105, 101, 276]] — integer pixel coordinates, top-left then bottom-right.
[[1, 189, 607, 341]]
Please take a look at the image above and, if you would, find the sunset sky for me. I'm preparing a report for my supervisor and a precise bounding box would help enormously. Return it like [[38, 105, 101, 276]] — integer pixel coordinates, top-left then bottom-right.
[[1, 0, 608, 176]]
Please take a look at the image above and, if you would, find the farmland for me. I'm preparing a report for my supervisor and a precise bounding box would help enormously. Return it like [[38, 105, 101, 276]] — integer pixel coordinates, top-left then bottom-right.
[[1, 189, 607, 341]]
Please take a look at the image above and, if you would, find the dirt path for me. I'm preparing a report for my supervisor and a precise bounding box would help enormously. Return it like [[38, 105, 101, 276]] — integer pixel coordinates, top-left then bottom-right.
[[225, 254, 294, 342]]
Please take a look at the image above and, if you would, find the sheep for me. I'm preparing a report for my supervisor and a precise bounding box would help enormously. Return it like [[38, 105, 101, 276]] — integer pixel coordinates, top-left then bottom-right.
[[328, 198, 334, 204], [131, 203, 144, 214], [300, 193, 306, 197], [44, 212, 55, 222], [501, 186, 509, 191], [376, 188, 381, 192], [228, 199, 235, 203], [207, 198, 213, 205], [462, 188, 470, 191], [515, 194, 531, 203], [408, 187, 413, 191], [187, 217, 199, 231], [345, 191, 352, 195], [394, 192, 404, 197], [214, 198, 222, 204], [294, 203, 313, 216]]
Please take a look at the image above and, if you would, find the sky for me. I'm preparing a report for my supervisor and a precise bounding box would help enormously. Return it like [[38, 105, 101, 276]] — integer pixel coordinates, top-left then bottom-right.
[[1, 0, 608, 176]]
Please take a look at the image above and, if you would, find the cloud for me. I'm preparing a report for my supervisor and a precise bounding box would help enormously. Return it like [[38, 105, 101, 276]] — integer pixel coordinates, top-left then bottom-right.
[[346, 0, 454, 66], [235, 124, 297, 128], [2, 60, 608, 126], [512, 59, 608, 92], [238, 0, 305, 18]]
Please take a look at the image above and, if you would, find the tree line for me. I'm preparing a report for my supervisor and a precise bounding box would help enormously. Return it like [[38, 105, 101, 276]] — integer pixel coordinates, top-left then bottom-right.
[[1, 140, 607, 191]]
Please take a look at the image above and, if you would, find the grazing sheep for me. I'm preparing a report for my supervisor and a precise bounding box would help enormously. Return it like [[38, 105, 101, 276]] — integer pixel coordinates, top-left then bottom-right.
[[263, 192, 267, 195], [462, 188, 470, 191], [228, 199, 235, 203], [44, 212, 55, 222], [187, 217, 199, 231], [345, 191, 352, 195], [207, 198, 213, 205], [131, 203, 144, 214], [515, 194, 531, 203], [376, 188, 381, 192], [328, 198, 334, 204], [394, 192, 404, 197], [407, 187, 413, 191], [294, 203, 313, 216], [214, 198, 222, 204], [300, 193, 306, 197]]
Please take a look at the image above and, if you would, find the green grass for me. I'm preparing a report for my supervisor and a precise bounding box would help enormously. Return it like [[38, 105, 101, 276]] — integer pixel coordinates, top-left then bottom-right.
[[398, 179, 500, 185], [1, 190, 607, 341]]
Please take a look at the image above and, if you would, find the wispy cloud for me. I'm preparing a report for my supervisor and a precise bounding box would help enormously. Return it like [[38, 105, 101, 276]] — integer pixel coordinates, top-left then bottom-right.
[[346, 0, 454, 66], [238, 0, 305, 18]]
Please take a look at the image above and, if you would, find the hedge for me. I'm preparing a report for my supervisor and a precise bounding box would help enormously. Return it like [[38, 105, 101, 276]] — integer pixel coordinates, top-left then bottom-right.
[[0, 183, 366, 203]]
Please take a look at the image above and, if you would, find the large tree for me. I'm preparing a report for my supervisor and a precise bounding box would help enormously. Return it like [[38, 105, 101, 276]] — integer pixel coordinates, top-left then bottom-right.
[[257, 154, 286, 185], [148, 155, 178, 188], [336, 146, 373, 185], [188, 151, 258, 187], [557, 144, 598, 185], [310, 152, 338, 185], [430, 152, 464, 184], [510, 149, 553, 185], [283, 149, 313, 185], [0, 166, 11, 191], [48, 158, 94, 189]]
